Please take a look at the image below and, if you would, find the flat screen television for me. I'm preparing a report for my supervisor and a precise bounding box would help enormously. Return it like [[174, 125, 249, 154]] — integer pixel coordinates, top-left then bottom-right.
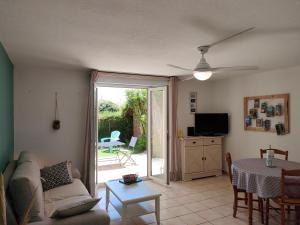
[[195, 113, 229, 136]]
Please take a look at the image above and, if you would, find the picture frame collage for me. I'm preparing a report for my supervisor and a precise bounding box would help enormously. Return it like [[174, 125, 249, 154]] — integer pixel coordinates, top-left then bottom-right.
[[244, 94, 289, 135], [190, 92, 197, 113]]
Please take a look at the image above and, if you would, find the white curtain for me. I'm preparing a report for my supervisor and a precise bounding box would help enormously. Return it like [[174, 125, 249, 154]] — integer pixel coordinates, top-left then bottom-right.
[[83, 70, 99, 196], [169, 77, 181, 181]]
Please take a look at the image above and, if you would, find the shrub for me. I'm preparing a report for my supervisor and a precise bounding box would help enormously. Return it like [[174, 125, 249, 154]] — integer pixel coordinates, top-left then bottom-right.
[[98, 113, 133, 144], [99, 100, 119, 112], [134, 135, 147, 153]]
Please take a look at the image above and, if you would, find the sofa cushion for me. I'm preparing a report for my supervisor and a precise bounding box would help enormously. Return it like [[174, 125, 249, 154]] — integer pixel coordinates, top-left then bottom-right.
[[50, 198, 100, 218], [9, 160, 44, 222], [44, 178, 90, 217], [40, 161, 73, 191], [27, 209, 110, 225]]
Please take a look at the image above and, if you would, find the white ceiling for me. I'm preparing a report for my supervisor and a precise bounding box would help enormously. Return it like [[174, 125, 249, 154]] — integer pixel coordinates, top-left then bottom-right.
[[1, 0, 300, 78]]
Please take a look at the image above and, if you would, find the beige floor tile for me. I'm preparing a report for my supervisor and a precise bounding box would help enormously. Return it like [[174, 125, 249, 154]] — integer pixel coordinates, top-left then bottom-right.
[[209, 216, 243, 225], [160, 198, 180, 209], [178, 213, 208, 225], [211, 205, 233, 217], [160, 206, 191, 220], [196, 209, 224, 221], [176, 195, 201, 204], [161, 217, 186, 225], [184, 202, 209, 212], [132, 214, 157, 225], [200, 199, 225, 208]]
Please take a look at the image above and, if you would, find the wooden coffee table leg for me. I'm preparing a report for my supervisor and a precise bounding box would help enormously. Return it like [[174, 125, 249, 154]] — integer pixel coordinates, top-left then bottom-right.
[[105, 187, 109, 211], [248, 192, 253, 225], [155, 197, 160, 225]]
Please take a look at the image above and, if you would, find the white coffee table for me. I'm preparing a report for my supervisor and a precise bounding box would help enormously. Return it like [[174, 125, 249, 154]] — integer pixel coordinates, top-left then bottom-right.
[[105, 180, 161, 224]]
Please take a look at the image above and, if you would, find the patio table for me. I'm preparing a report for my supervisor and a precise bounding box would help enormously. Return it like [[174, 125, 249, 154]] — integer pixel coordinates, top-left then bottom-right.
[[98, 141, 125, 153], [232, 158, 300, 225]]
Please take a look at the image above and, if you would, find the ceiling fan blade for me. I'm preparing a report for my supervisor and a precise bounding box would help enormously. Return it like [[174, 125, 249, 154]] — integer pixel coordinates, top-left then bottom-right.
[[204, 27, 255, 48], [167, 64, 193, 72], [178, 75, 194, 81], [211, 66, 259, 72]]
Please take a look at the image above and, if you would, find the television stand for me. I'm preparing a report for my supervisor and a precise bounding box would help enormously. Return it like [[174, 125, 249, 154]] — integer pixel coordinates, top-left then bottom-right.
[[180, 136, 223, 181]]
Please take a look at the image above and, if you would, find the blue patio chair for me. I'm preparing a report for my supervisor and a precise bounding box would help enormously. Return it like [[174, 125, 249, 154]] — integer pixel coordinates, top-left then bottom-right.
[[100, 130, 121, 152]]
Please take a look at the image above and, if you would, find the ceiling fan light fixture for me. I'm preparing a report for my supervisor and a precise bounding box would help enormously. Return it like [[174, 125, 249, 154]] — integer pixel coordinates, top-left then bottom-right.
[[193, 71, 212, 81]]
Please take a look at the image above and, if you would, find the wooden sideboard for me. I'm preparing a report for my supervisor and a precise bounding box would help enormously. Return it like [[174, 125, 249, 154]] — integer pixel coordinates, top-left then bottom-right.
[[180, 136, 223, 181]]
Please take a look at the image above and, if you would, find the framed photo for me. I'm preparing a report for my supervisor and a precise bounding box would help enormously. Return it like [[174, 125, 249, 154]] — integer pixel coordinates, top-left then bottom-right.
[[264, 119, 271, 131], [190, 92, 197, 99], [266, 106, 275, 117], [256, 119, 264, 127], [261, 102, 267, 113], [249, 108, 257, 119], [275, 104, 282, 116], [254, 99, 260, 108]]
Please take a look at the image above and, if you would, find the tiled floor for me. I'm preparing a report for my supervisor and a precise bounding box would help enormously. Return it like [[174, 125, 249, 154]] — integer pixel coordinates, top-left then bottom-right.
[[96, 175, 298, 225]]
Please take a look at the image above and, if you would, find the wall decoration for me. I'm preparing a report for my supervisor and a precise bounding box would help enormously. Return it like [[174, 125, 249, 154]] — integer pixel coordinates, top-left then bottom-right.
[[244, 93, 289, 134], [261, 102, 267, 113], [52, 92, 61, 130], [256, 119, 264, 127], [190, 92, 197, 113], [254, 99, 260, 108], [266, 105, 275, 117], [249, 108, 258, 119], [264, 119, 271, 131], [275, 123, 285, 135], [275, 104, 282, 116], [245, 115, 252, 127]]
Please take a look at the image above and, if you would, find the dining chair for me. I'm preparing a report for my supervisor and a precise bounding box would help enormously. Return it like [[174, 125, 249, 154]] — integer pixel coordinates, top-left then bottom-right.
[[265, 169, 300, 225], [260, 148, 288, 160], [225, 152, 264, 221]]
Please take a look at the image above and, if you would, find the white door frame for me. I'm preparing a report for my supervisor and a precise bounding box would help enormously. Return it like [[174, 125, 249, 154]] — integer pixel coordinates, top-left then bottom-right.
[[147, 86, 170, 185], [95, 83, 170, 185]]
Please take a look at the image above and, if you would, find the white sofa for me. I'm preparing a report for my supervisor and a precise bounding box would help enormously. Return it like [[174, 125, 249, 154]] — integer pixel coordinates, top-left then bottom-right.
[[4, 151, 110, 225]]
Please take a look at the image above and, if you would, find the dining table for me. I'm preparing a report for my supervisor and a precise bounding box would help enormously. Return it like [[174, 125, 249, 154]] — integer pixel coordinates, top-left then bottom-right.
[[232, 158, 300, 225]]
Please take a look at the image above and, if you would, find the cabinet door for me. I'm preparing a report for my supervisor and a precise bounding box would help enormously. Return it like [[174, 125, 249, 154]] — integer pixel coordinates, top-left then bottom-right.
[[203, 145, 221, 171], [185, 146, 204, 173]]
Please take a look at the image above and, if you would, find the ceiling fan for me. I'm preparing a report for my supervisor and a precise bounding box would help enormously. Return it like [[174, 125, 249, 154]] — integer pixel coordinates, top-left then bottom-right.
[[168, 27, 258, 81]]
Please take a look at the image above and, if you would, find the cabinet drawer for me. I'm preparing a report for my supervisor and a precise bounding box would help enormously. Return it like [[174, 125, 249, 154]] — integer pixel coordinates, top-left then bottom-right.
[[185, 139, 203, 147], [203, 138, 221, 145]]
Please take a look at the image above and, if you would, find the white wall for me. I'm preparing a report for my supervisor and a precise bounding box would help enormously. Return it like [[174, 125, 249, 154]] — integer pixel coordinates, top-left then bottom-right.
[[211, 65, 300, 168], [14, 66, 89, 170], [177, 79, 214, 136]]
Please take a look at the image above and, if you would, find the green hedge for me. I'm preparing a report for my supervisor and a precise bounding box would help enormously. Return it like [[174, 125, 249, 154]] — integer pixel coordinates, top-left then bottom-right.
[[98, 113, 133, 145], [135, 135, 147, 153], [98, 112, 146, 153]]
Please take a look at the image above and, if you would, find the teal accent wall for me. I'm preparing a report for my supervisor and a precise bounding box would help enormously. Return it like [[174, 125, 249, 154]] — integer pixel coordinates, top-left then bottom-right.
[[0, 42, 14, 172]]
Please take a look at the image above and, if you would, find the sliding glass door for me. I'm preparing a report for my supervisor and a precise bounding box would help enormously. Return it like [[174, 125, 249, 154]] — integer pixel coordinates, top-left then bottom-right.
[[148, 86, 169, 185]]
